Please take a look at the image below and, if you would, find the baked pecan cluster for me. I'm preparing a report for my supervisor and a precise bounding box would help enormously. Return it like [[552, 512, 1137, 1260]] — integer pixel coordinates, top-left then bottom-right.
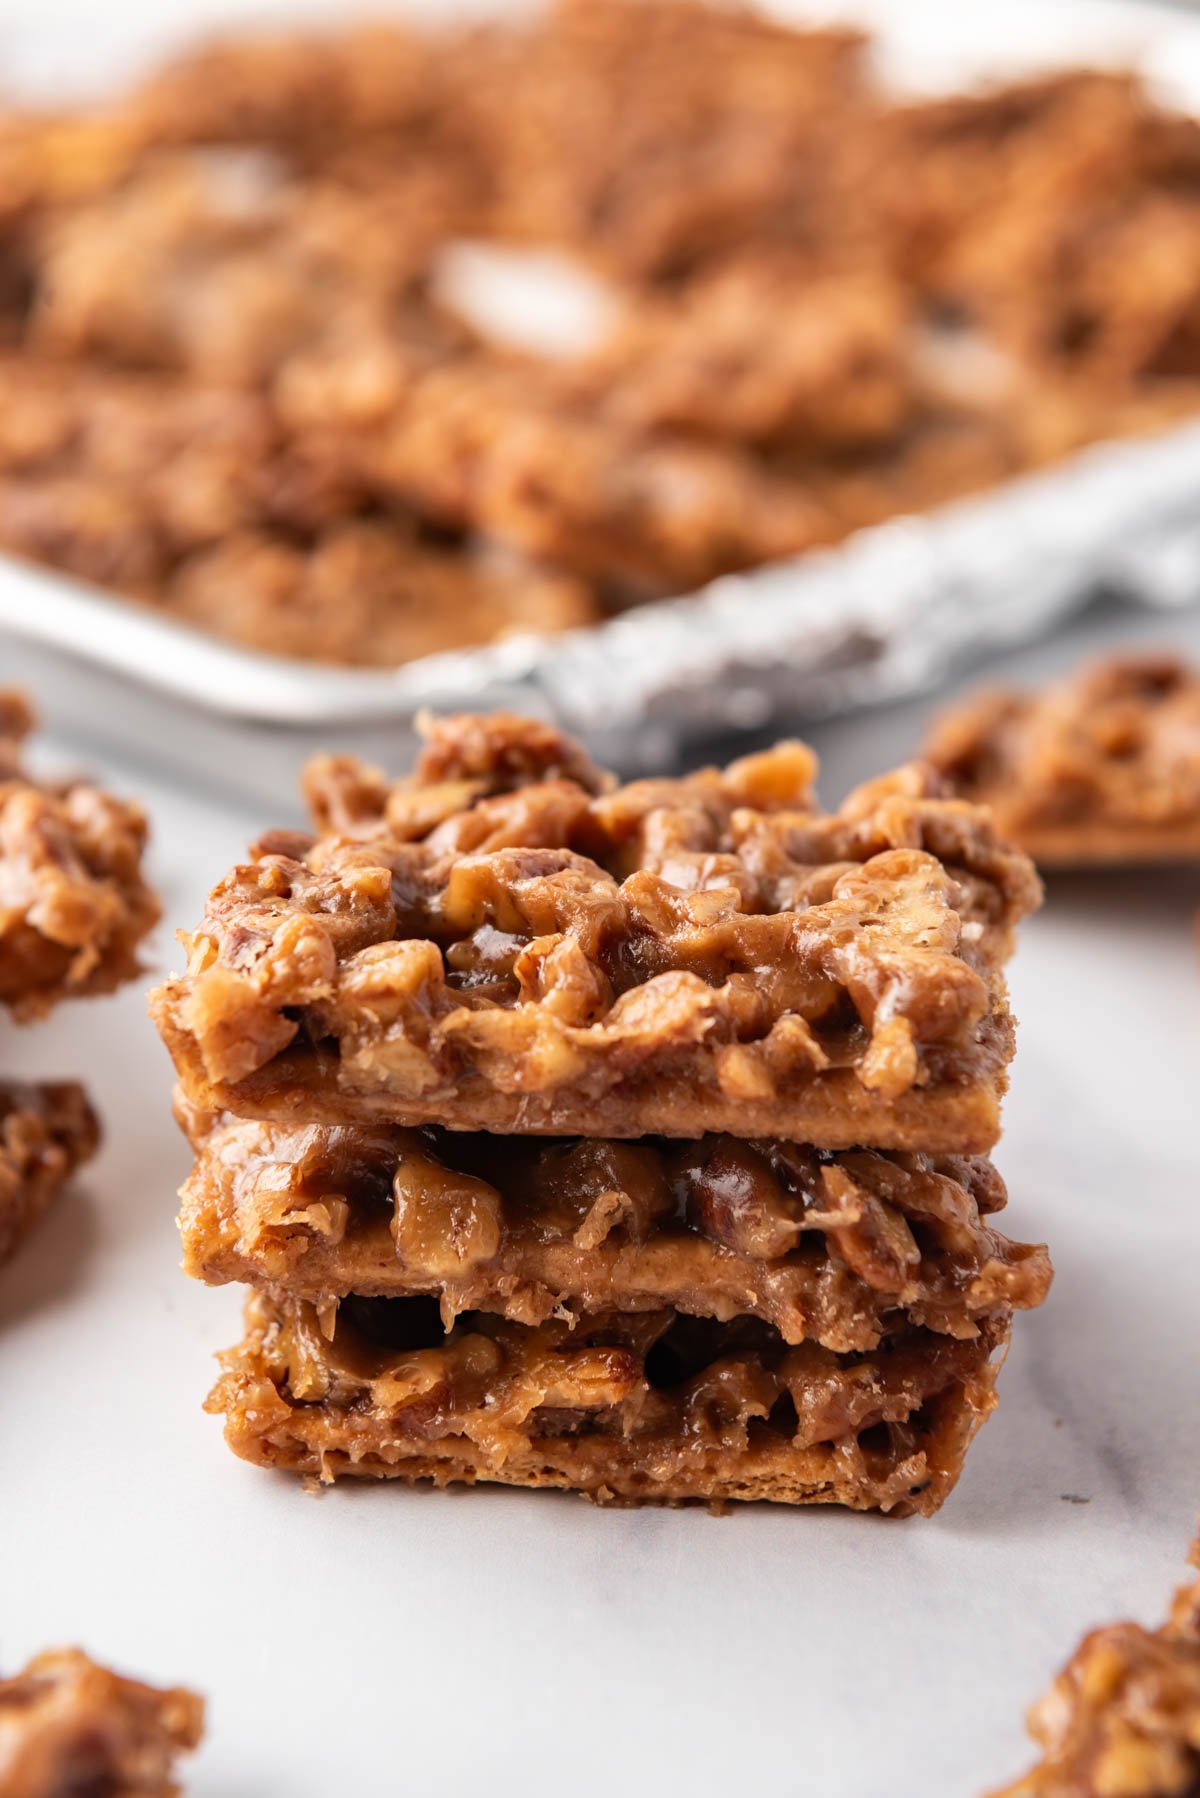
[[988, 1549, 1200, 1797], [0, 692, 157, 1268], [925, 653, 1200, 866]]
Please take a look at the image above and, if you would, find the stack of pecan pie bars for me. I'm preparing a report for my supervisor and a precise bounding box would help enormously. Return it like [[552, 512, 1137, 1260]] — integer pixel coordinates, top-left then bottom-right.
[[152, 713, 1052, 1513]]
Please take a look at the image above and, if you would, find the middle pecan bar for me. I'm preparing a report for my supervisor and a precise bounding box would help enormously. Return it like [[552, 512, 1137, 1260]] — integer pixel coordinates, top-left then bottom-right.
[[152, 713, 1040, 1152], [178, 1104, 1052, 1353]]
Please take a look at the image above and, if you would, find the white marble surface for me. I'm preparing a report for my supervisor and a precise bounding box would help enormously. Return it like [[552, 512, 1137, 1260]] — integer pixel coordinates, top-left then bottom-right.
[[1, 599, 1198, 1798]]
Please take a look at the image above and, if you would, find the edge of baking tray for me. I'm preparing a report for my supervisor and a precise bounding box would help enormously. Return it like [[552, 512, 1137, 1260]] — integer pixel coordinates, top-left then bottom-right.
[[6, 415, 1200, 740]]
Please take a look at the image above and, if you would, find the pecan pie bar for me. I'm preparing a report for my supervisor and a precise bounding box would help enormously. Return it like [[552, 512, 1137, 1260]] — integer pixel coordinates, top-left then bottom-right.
[[210, 1287, 1010, 1514], [987, 1545, 1200, 1797], [0, 1081, 98, 1267], [924, 654, 1200, 867], [0, 1648, 204, 1797], [151, 714, 1041, 1153], [177, 1104, 1051, 1352], [0, 692, 159, 1017]]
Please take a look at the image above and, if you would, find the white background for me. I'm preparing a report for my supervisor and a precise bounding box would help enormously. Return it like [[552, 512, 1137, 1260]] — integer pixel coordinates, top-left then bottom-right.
[[1, 2, 1199, 1793], [2, 600, 1198, 1797]]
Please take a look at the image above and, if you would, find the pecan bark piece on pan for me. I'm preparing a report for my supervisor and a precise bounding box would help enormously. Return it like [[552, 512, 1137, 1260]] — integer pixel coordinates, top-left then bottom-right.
[[210, 1287, 1013, 1515], [924, 654, 1200, 867]]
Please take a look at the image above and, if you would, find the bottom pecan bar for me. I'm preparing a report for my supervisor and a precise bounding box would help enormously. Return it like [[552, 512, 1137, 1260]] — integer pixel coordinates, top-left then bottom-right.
[[0, 1647, 204, 1797], [0, 1082, 99, 1267], [210, 1289, 1011, 1514], [986, 1544, 1200, 1797]]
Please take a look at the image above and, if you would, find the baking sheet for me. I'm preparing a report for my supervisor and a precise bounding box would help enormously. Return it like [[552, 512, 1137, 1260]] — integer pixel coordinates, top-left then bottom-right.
[[5, 0, 1200, 799], [3, 599, 1199, 1798]]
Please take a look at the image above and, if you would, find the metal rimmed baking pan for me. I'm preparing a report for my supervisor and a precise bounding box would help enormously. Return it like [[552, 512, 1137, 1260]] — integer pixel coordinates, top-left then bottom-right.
[[3, 0, 1200, 807]]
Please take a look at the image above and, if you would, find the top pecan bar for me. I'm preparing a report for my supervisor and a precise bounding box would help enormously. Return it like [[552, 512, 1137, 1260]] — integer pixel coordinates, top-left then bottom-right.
[[0, 692, 160, 1018], [151, 714, 1040, 1151], [924, 653, 1200, 866]]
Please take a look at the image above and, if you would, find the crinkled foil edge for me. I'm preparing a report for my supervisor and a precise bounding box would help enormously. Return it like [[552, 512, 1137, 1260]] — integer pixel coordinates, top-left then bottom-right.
[[3, 415, 1200, 772]]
